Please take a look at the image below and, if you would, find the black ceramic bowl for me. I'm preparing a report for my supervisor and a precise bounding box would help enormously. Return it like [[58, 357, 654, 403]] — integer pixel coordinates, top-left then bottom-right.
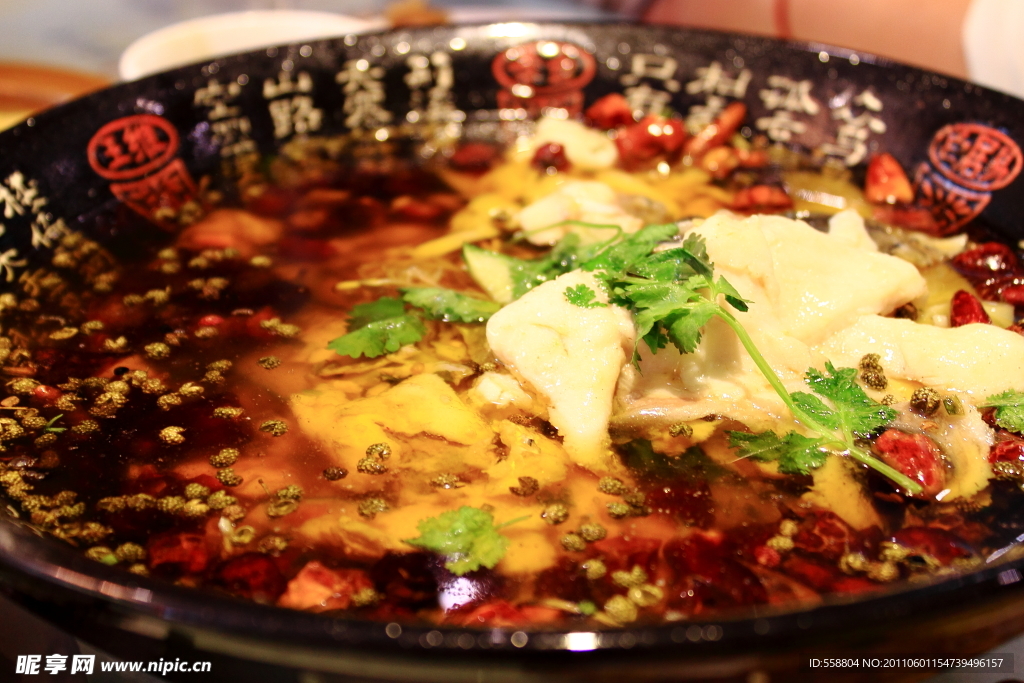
[[2, 23, 1024, 683]]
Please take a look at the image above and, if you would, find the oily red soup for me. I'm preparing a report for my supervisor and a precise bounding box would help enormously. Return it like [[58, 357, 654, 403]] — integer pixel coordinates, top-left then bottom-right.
[[2, 97, 1024, 628]]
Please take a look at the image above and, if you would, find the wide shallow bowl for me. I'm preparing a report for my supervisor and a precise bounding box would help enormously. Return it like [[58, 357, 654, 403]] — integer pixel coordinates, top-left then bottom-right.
[[1, 22, 1024, 683]]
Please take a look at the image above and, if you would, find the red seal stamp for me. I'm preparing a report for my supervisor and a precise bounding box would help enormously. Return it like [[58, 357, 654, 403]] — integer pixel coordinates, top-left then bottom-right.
[[87, 114, 179, 182], [914, 162, 991, 235], [928, 123, 1022, 192], [492, 41, 597, 116], [87, 114, 201, 229]]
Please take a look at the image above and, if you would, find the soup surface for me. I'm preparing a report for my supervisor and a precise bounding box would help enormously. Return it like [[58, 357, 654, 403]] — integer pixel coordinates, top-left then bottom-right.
[[3, 97, 1024, 628]]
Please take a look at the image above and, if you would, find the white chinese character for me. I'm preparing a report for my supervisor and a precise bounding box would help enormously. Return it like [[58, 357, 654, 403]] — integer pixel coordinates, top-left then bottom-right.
[[405, 52, 460, 126], [210, 118, 257, 157], [755, 110, 808, 142], [0, 247, 27, 282], [759, 75, 820, 114], [686, 94, 726, 134], [43, 655, 67, 675], [29, 214, 69, 250], [262, 71, 313, 100], [70, 655, 95, 675], [623, 83, 672, 118], [819, 88, 886, 165], [268, 96, 323, 139], [854, 88, 883, 112], [0, 172, 46, 220], [194, 78, 242, 120], [337, 59, 392, 131], [16, 655, 41, 674], [685, 61, 752, 98], [620, 54, 681, 92]]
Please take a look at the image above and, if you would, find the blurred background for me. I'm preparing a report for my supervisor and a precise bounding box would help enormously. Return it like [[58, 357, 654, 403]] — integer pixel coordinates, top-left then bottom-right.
[[0, 0, 1018, 126]]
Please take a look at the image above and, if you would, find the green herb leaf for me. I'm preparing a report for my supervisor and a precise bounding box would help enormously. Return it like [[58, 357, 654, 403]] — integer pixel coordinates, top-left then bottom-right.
[[401, 287, 502, 323], [728, 430, 827, 475], [328, 295, 426, 359], [403, 506, 515, 575], [563, 284, 607, 308], [797, 362, 897, 438], [983, 390, 1024, 434], [328, 316, 426, 359], [346, 296, 406, 329], [581, 223, 680, 279]]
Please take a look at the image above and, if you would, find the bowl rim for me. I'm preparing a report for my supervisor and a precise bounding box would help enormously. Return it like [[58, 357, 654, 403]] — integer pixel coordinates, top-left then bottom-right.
[[1, 20, 1024, 659]]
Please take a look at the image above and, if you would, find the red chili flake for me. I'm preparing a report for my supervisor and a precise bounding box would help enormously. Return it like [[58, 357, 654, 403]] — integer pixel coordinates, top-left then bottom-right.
[[949, 289, 991, 327], [276, 560, 372, 611], [870, 204, 941, 234], [874, 429, 947, 498], [735, 147, 769, 168], [730, 185, 793, 213], [1000, 284, 1024, 305], [246, 186, 294, 217], [615, 115, 686, 168], [792, 511, 860, 561], [390, 195, 446, 222], [990, 439, 1024, 463], [531, 142, 571, 173], [684, 101, 746, 158], [754, 545, 781, 568], [30, 385, 61, 405], [445, 599, 528, 627], [147, 532, 209, 576], [890, 527, 974, 565], [952, 242, 1020, 279], [215, 553, 286, 602], [864, 153, 914, 205], [449, 142, 499, 174], [197, 314, 224, 328], [584, 93, 634, 130]]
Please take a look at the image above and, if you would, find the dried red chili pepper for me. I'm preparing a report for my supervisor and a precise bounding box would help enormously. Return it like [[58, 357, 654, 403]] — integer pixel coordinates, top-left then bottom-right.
[[684, 101, 746, 157], [949, 289, 991, 326], [874, 429, 947, 498], [865, 153, 914, 205], [584, 93, 634, 130]]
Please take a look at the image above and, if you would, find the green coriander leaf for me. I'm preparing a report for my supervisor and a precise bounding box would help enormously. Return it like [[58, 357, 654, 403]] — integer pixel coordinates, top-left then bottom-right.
[[328, 316, 426, 359], [401, 287, 502, 323], [509, 233, 599, 299], [983, 390, 1024, 433], [403, 506, 513, 575], [790, 391, 842, 431], [661, 300, 718, 354], [714, 276, 750, 312], [802, 362, 896, 437], [346, 296, 405, 330], [581, 223, 679, 278], [728, 430, 827, 475], [563, 284, 607, 308]]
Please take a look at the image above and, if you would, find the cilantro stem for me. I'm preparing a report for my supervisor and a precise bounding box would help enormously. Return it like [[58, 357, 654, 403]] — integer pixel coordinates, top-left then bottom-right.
[[494, 514, 531, 530], [714, 306, 923, 495]]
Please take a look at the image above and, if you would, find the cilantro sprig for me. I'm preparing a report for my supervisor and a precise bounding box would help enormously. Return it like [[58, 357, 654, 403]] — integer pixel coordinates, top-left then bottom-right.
[[329, 288, 501, 359], [403, 506, 528, 575], [579, 226, 921, 494], [564, 284, 607, 308], [982, 390, 1024, 434], [400, 287, 502, 323], [328, 296, 427, 359]]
